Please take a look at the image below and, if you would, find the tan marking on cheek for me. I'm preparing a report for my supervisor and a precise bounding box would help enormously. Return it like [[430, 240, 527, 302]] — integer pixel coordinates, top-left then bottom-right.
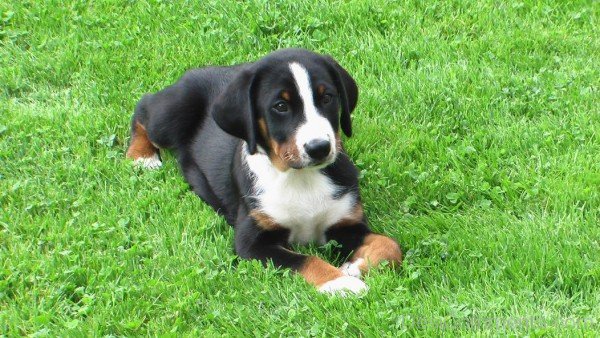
[[126, 121, 159, 160], [269, 136, 301, 171], [334, 132, 343, 152], [257, 117, 290, 171], [257, 118, 269, 142], [249, 210, 281, 231], [257, 117, 301, 171], [281, 90, 290, 101], [279, 137, 301, 163], [268, 141, 290, 171], [300, 256, 344, 287], [352, 234, 403, 272]]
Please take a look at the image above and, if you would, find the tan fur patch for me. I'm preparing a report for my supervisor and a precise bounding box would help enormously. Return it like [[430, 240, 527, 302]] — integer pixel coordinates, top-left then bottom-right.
[[268, 136, 301, 172], [281, 90, 290, 101], [257, 117, 300, 171], [249, 210, 281, 231], [126, 121, 158, 160], [335, 203, 364, 227], [300, 256, 344, 287], [352, 234, 403, 272], [334, 132, 343, 152], [317, 85, 326, 96], [257, 118, 270, 143]]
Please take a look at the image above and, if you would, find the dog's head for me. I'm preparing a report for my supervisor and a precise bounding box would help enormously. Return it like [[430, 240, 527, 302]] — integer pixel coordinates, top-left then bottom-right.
[[212, 49, 358, 171]]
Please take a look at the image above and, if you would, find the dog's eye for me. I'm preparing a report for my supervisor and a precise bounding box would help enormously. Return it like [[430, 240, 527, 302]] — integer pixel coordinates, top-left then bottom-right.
[[322, 94, 333, 104], [273, 101, 289, 113]]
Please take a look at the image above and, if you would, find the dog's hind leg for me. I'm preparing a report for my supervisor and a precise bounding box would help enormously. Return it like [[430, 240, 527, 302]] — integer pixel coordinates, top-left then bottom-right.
[[126, 99, 162, 169]]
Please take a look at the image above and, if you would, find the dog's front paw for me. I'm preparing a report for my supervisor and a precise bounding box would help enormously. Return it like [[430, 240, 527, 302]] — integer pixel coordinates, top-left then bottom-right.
[[340, 258, 364, 278], [318, 276, 368, 296]]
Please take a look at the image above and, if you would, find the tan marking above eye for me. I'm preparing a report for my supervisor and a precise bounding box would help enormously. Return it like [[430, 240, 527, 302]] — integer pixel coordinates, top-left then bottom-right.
[[281, 90, 290, 101], [317, 85, 326, 96]]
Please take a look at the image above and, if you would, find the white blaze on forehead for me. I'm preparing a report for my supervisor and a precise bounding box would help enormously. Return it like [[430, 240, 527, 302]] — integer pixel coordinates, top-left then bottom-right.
[[289, 62, 335, 159], [289, 62, 318, 115]]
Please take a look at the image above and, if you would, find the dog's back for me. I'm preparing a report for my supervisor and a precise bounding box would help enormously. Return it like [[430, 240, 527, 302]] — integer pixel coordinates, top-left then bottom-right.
[[127, 65, 245, 221], [132, 66, 240, 151]]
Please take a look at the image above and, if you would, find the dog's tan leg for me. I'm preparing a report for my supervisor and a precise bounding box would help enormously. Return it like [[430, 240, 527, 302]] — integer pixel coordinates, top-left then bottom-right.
[[340, 234, 403, 278], [300, 256, 367, 295], [248, 210, 367, 295], [126, 121, 162, 169]]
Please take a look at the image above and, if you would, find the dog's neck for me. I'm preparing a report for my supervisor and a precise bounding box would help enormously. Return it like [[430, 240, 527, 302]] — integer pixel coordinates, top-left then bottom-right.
[[241, 144, 355, 245]]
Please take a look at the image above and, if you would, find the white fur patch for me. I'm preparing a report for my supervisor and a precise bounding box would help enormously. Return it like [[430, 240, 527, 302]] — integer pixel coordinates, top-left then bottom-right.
[[318, 276, 368, 295], [133, 153, 162, 169], [244, 149, 354, 245], [340, 258, 364, 278], [289, 62, 336, 165]]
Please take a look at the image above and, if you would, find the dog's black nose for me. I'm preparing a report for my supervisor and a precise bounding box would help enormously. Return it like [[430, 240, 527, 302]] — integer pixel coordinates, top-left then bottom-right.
[[304, 139, 331, 161]]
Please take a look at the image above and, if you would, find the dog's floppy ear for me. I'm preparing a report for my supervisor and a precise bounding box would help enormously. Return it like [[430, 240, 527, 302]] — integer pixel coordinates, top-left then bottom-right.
[[211, 68, 259, 154], [324, 56, 358, 137]]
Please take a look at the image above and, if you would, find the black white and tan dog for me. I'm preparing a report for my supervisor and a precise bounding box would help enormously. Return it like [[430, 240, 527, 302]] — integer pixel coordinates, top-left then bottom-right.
[[126, 49, 402, 295]]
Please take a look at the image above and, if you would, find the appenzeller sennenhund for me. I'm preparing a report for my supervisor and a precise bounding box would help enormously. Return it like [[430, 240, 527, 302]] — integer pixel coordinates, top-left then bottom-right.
[[126, 49, 402, 295]]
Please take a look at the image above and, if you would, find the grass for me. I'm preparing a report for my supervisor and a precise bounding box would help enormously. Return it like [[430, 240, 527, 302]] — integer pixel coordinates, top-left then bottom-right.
[[1, 0, 599, 336]]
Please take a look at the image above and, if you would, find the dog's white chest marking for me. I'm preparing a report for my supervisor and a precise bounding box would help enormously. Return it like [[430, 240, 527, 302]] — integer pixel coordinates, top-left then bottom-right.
[[245, 151, 354, 245]]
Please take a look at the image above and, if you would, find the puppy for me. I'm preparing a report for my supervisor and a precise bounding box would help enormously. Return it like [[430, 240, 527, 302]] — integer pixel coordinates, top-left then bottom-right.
[[126, 49, 402, 294]]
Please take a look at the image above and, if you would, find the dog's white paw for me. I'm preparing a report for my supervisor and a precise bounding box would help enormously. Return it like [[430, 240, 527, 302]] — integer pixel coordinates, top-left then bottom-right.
[[133, 153, 162, 169], [340, 258, 364, 278], [318, 276, 368, 296]]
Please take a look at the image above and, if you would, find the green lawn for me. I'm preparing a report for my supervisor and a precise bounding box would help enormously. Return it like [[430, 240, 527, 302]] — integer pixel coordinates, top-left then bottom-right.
[[1, 0, 599, 336]]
